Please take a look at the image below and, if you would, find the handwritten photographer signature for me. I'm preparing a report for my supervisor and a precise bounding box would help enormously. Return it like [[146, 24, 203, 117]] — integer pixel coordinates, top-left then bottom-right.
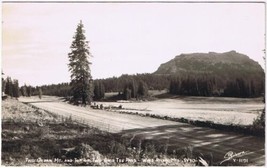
[[220, 151, 249, 165]]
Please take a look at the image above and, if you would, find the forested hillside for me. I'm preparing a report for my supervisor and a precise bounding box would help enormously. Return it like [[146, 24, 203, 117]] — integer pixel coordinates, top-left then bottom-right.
[[155, 51, 264, 97]]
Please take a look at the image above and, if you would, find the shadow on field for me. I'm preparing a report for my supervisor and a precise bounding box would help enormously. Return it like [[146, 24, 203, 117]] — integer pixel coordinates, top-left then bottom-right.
[[24, 100, 58, 104], [119, 124, 265, 166], [154, 93, 263, 104]]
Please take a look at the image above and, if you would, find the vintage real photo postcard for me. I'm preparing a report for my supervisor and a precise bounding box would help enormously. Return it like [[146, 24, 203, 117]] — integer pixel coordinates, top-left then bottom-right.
[[1, 0, 265, 166]]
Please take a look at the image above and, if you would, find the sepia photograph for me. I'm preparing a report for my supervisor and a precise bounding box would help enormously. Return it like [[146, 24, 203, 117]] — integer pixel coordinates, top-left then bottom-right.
[[1, 0, 265, 166]]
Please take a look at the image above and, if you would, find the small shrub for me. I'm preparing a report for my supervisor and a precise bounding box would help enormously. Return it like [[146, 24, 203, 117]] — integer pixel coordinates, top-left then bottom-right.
[[142, 142, 157, 159], [253, 108, 265, 129]]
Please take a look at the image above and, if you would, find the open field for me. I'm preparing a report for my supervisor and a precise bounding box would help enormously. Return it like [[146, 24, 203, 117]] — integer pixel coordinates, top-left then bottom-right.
[[97, 96, 264, 126], [16, 96, 265, 166]]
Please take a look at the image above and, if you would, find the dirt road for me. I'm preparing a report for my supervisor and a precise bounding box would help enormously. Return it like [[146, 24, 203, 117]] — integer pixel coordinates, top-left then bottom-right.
[[19, 97, 179, 133], [19, 96, 264, 166]]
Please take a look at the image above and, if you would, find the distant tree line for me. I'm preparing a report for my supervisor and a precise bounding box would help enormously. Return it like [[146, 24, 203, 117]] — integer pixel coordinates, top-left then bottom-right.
[[2, 75, 46, 99], [169, 74, 264, 98], [30, 74, 155, 101], [30, 81, 106, 101], [33, 83, 71, 97], [99, 73, 170, 92], [4, 73, 263, 100], [25, 72, 264, 100], [97, 73, 264, 98]]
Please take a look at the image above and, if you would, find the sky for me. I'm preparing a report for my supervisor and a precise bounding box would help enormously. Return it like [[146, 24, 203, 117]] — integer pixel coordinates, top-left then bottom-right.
[[1, 1, 266, 86]]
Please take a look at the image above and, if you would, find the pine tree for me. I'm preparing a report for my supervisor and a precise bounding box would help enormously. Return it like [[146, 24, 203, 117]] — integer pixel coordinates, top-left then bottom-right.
[[93, 81, 105, 100], [38, 87, 42, 99], [2, 77, 6, 94], [26, 85, 32, 97], [129, 80, 137, 98], [68, 21, 93, 105], [12, 79, 19, 98], [123, 87, 132, 100], [137, 81, 148, 98], [5, 77, 13, 97], [20, 84, 27, 97]]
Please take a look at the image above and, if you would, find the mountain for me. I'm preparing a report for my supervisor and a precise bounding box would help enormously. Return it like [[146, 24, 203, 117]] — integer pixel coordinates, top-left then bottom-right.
[[154, 51, 265, 97], [154, 50, 264, 78]]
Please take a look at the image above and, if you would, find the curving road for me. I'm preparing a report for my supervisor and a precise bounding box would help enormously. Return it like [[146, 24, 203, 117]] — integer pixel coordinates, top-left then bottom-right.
[[19, 96, 265, 166]]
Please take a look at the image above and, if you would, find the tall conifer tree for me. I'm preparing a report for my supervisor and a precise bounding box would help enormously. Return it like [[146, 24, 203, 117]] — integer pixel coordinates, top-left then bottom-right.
[[5, 77, 13, 97], [12, 79, 19, 98], [68, 21, 93, 105]]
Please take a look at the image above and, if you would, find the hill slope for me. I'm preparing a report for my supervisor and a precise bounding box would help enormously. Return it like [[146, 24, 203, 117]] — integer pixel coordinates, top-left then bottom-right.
[[154, 51, 265, 97], [155, 50, 263, 78]]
